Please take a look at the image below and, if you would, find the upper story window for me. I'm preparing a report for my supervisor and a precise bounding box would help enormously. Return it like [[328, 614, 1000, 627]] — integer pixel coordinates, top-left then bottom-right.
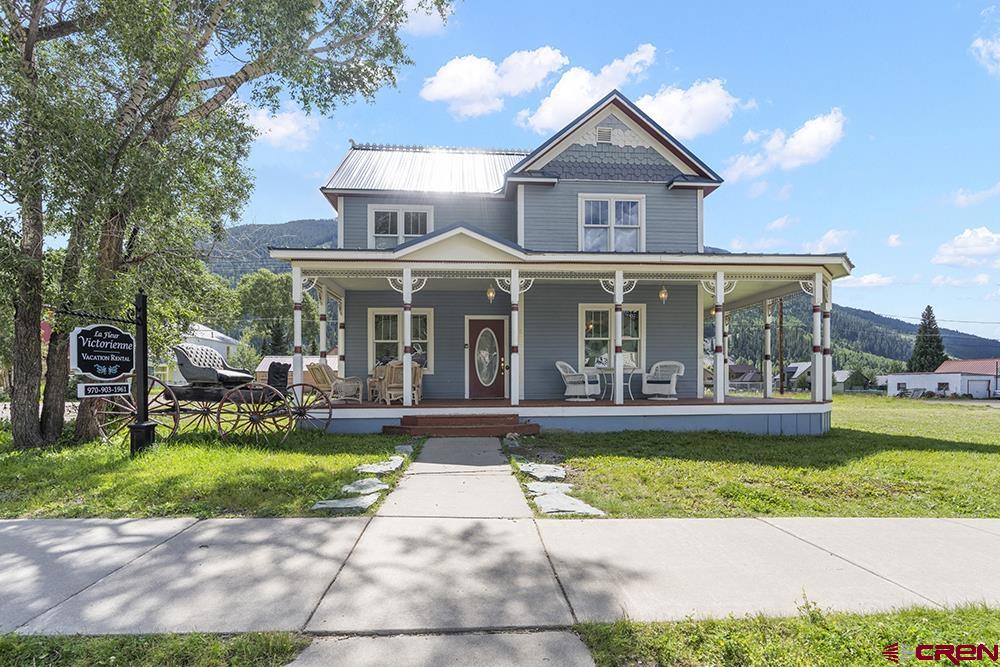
[[578, 194, 645, 252], [368, 204, 433, 249]]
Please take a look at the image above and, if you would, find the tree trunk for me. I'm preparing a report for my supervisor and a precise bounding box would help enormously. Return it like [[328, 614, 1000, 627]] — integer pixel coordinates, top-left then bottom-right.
[[11, 203, 45, 449]]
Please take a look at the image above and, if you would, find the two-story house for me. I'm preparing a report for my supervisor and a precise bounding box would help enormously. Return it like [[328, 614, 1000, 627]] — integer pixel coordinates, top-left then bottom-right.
[[270, 90, 853, 435]]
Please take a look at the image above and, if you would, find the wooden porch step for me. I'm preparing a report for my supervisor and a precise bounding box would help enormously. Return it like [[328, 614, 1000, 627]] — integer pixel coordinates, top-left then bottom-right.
[[383, 421, 540, 437], [400, 413, 519, 427]]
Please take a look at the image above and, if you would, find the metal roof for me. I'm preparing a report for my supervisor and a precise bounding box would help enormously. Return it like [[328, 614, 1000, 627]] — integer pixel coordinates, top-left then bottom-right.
[[323, 143, 528, 194], [935, 358, 1000, 375]]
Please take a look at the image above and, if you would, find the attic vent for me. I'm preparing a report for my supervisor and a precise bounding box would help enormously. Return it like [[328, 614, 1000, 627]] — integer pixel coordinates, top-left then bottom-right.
[[596, 126, 613, 144]]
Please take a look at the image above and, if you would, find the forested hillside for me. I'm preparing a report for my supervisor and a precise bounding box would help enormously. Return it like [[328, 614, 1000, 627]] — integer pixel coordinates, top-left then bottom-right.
[[207, 218, 336, 283]]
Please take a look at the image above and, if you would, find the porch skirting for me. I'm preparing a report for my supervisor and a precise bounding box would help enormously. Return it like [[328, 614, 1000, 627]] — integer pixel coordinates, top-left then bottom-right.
[[306, 400, 832, 436]]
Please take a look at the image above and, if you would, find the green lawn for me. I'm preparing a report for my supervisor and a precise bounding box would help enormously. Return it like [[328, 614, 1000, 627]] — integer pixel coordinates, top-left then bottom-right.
[[577, 603, 1000, 667], [0, 632, 307, 667], [0, 428, 415, 518], [517, 394, 1000, 517]]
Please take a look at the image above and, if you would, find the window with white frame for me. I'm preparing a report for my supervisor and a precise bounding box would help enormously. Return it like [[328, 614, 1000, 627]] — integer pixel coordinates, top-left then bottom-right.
[[579, 304, 644, 369], [368, 205, 433, 249], [368, 308, 434, 372], [579, 194, 644, 252]]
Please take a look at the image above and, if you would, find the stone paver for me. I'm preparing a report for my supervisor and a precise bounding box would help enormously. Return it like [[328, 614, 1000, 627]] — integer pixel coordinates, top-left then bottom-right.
[[538, 518, 929, 622], [406, 437, 509, 474], [21, 518, 367, 634], [290, 631, 594, 666], [307, 516, 573, 633], [0, 519, 195, 632], [765, 518, 1000, 607], [378, 472, 531, 518]]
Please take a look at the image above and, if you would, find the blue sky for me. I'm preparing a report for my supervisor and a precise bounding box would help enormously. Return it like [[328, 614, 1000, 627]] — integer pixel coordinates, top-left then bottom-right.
[[243, 1, 1000, 340]]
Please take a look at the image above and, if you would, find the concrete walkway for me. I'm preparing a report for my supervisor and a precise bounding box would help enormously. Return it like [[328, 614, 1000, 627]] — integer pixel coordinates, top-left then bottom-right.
[[3, 437, 1000, 665]]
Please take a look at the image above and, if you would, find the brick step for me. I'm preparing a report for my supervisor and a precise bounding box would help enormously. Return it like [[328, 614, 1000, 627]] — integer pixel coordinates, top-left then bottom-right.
[[382, 422, 540, 437], [400, 413, 519, 427]]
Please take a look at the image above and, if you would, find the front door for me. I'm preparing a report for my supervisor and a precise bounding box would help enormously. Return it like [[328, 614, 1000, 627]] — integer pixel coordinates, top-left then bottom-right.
[[468, 318, 506, 398]]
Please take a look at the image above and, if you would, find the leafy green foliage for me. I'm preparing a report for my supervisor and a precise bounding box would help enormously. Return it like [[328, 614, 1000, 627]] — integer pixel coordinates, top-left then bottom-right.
[[228, 331, 262, 371], [577, 604, 1000, 667], [234, 268, 319, 354], [526, 394, 1000, 517], [907, 305, 948, 372]]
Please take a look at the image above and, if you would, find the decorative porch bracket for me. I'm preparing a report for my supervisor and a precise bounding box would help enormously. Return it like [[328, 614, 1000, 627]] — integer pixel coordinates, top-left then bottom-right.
[[700, 278, 737, 296], [600, 278, 637, 295], [494, 277, 534, 294], [387, 276, 428, 293]]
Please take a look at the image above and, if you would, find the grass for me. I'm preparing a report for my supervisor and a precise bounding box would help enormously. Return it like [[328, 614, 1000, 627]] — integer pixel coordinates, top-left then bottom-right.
[[576, 603, 1000, 666], [0, 632, 308, 667], [518, 394, 1000, 517], [0, 427, 416, 518]]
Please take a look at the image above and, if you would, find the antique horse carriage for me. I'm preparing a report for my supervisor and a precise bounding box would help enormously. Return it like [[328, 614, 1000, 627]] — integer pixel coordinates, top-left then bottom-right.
[[94, 343, 334, 443]]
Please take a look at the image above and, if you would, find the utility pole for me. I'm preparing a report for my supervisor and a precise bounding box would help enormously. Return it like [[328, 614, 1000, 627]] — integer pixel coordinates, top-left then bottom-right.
[[778, 297, 785, 395]]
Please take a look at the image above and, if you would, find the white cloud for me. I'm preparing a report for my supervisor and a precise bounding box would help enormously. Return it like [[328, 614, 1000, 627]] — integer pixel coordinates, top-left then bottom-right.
[[724, 108, 846, 181], [931, 227, 1000, 267], [635, 79, 743, 140], [802, 229, 850, 253], [971, 34, 1000, 76], [748, 181, 768, 198], [838, 273, 896, 287], [516, 44, 656, 133], [403, 0, 452, 35], [952, 180, 1000, 207], [743, 129, 761, 144], [730, 237, 784, 252], [931, 273, 991, 287], [766, 215, 795, 230], [887, 233, 902, 247], [246, 106, 318, 150], [421, 47, 568, 118]]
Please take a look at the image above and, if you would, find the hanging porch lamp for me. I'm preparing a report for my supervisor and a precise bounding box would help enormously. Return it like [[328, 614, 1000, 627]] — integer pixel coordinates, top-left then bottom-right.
[[658, 285, 669, 303], [486, 284, 496, 304]]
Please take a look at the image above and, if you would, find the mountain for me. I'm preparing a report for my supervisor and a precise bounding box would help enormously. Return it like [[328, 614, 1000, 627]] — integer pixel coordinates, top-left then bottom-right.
[[207, 218, 336, 282]]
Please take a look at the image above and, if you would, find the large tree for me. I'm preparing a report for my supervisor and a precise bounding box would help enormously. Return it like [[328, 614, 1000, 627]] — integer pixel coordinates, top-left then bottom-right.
[[907, 304, 948, 372], [235, 268, 319, 354], [2, 0, 448, 447]]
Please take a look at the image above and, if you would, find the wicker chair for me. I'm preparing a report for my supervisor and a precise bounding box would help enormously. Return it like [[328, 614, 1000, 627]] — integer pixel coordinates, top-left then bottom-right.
[[555, 361, 601, 401], [381, 360, 423, 405], [307, 362, 363, 403], [642, 361, 685, 400]]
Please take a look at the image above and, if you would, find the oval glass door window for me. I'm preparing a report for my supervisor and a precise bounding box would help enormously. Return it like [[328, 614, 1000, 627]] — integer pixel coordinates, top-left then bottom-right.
[[475, 328, 499, 386]]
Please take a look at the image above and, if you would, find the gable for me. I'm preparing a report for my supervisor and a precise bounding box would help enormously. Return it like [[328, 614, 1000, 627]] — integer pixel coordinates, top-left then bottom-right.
[[393, 226, 525, 262]]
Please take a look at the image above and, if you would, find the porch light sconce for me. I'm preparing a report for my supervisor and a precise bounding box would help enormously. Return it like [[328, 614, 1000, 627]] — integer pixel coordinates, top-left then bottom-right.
[[486, 284, 496, 304], [710, 306, 717, 317], [658, 285, 669, 303]]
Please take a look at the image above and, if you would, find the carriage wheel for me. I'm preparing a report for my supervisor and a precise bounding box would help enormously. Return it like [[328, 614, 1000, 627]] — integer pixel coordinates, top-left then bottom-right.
[[286, 383, 334, 432], [178, 400, 218, 432], [95, 377, 179, 442], [216, 382, 292, 444]]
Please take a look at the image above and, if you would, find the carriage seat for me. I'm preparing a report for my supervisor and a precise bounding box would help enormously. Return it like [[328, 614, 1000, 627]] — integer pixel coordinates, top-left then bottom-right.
[[173, 343, 253, 387]]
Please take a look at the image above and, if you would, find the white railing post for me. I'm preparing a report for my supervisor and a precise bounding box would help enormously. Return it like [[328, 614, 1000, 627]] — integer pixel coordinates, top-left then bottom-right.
[[764, 299, 774, 398], [319, 289, 328, 364], [812, 271, 823, 402], [510, 269, 520, 406], [614, 270, 624, 405], [337, 296, 346, 380], [292, 266, 304, 390], [823, 280, 833, 401], [714, 271, 725, 404], [402, 268, 413, 407]]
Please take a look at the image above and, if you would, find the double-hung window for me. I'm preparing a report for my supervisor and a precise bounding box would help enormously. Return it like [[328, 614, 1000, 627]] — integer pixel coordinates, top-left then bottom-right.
[[579, 194, 644, 252], [368, 308, 434, 372], [368, 205, 433, 249], [579, 304, 645, 369]]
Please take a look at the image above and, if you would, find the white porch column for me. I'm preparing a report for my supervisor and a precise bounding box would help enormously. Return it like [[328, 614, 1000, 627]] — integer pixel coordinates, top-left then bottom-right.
[[291, 266, 303, 386], [613, 270, 624, 405], [723, 315, 731, 396], [714, 271, 725, 404], [811, 271, 823, 402], [763, 299, 774, 398], [402, 268, 413, 407], [337, 296, 346, 379], [510, 269, 520, 406], [319, 289, 328, 364], [823, 280, 833, 401]]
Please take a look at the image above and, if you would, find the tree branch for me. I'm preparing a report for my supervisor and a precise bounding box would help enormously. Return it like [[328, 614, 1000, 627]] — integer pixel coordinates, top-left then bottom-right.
[[35, 11, 103, 41]]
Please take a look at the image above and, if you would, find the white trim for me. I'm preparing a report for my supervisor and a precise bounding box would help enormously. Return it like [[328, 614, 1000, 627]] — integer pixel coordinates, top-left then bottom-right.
[[367, 307, 435, 374], [668, 181, 720, 189], [312, 400, 831, 420], [696, 288, 705, 398], [696, 189, 704, 253], [393, 226, 527, 260], [516, 184, 525, 247], [463, 315, 510, 400], [367, 204, 434, 249], [577, 302, 646, 371], [577, 193, 646, 253], [336, 196, 345, 249], [506, 176, 558, 185]]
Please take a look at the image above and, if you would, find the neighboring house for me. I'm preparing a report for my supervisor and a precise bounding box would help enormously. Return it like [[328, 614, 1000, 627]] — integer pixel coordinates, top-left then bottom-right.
[[270, 90, 853, 434], [161, 323, 239, 383], [782, 362, 812, 389], [832, 369, 870, 393], [885, 358, 1000, 398]]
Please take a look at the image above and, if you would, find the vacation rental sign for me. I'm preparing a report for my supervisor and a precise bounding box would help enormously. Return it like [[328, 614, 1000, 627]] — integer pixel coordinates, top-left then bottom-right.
[[70, 324, 135, 381]]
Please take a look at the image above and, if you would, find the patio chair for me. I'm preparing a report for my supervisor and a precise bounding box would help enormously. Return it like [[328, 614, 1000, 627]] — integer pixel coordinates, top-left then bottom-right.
[[555, 361, 601, 401], [307, 362, 363, 403], [381, 360, 423, 405], [642, 361, 685, 400]]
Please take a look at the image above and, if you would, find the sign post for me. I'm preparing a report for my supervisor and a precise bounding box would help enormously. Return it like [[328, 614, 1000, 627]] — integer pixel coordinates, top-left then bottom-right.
[[128, 290, 156, 456]]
